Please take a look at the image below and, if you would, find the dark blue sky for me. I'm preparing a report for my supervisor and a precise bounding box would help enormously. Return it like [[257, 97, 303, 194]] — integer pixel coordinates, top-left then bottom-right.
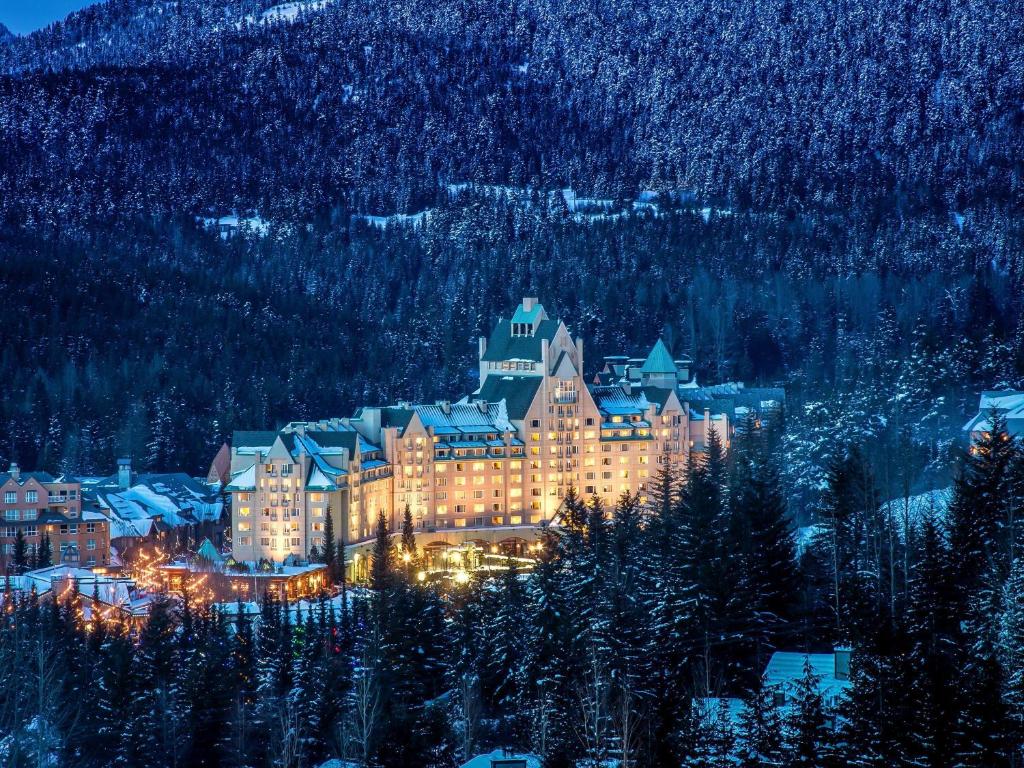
[[2, 0, 95, 35]]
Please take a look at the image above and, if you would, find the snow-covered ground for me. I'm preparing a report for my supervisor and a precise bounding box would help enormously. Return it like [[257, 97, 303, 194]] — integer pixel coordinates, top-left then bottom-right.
[[353, 211, 432, 229], [796, 487, 953, 554], [261, 0, 337, 23], [883, 487, 953, 528]]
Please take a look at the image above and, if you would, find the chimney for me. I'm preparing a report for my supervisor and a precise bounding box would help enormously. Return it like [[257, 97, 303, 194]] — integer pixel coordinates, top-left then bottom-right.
[[834, 647, 851, 681], [436, 400, 451, 415], [7, 462, 19, 482], [522, 297, 536, 313], [477, 399, 488, 414], [117, 457, 132, 490]]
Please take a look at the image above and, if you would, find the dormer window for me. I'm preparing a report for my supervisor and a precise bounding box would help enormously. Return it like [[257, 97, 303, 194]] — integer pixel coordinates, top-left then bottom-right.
[[512, 321, 534, 337]]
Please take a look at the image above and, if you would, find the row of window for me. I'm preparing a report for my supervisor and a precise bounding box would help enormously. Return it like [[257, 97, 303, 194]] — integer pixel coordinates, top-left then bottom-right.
[[3, 490, 39, 504], [1, 523, 99, 538], [3, 509, 37, 521]]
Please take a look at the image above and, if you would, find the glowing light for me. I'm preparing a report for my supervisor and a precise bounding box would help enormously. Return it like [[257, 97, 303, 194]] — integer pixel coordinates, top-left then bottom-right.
[[417, 571, 426, 582], [401, 551, 412, 563], [453, 570, 470, 585]]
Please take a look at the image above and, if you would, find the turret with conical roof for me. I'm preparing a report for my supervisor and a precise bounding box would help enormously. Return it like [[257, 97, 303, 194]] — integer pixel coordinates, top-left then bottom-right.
[[639, 338, 680, 388]]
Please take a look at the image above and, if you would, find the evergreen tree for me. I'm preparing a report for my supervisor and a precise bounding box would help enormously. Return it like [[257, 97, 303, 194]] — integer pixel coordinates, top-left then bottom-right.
[[119, 596, 182, 768], [12, 528, 28, 573], [680, 427, 731, 692], [730, 448, 799, 677], [370, 510, 395, 593], [644, 457, 696, 767], [322, 507, 337, 580], [736, 676, 784, 768], [488, 558, 527, 739], [954, 576, 1015, 767], [525, 535, 579, 767], [903, 517, 959, 765], [998, 558, 1024, 766], [949, 413, 1019, 597], [782, 659, 835, 768], [36, 532, 53, 568], [400, 503, 416, 561], [837, 647, 905, 768]]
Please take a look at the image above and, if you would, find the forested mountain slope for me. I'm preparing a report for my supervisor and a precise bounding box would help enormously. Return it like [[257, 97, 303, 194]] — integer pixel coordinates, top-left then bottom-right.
[[1, 0, 1021, 226], [1, 0, 1022, 515]]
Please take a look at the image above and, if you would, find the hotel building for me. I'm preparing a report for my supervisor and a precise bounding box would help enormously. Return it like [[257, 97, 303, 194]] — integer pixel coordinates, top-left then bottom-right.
[[227, 299, 782, 564]]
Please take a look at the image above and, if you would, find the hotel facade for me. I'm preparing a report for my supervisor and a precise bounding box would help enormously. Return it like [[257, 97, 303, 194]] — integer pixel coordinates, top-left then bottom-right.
[[227, 299, 782, 564]]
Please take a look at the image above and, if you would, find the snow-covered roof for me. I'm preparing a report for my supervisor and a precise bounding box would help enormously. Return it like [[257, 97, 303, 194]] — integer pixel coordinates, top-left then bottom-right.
[[963, 390, 1024, 435], [225, 464, 256, 491], [4, 565, 143, 612], [89, 472, 223, 538], [765, 651, 851, 705], [460, 750, 541, 768], [414, 402, 513, 434], [306, 466, 338, 491], [590, 386, 651, 415]]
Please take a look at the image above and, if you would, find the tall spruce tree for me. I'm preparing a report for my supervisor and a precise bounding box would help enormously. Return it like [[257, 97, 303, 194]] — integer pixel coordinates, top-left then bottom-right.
[[736, 675, 784, 768], [949, 413, 1020, 598], [12, 527, 28, 573], [782, 659, 835, 768], [36, 533, 53, 568], [322, 507, 337, 580], [903, 517, 959, 765], [400, 504, 416, 561]]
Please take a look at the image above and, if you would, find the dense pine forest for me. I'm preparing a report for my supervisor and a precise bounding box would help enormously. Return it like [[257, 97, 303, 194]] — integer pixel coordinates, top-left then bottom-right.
[[3, 424, 1024, 766]]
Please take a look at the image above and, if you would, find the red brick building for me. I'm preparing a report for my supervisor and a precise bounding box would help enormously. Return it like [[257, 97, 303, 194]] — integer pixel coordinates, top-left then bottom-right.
[[0, 463, 111, 570]]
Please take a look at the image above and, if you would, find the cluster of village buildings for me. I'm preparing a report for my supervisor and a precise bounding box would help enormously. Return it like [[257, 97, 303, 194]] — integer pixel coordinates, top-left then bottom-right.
[[2, 297, 1017, 621], [0, 456, 224, 573]]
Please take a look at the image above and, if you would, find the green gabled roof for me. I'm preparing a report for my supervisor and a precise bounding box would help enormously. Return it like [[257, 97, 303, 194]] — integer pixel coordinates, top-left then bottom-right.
[[642, 386, 674, 410], [640, 339, 677, 374], [232, 430, 280, 448], [380, 407, 415, 432], [196, 538, 224, 565], [481, 318, 560, 362], [511, 301, 546, 325], [476, 375, 543, 420]]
